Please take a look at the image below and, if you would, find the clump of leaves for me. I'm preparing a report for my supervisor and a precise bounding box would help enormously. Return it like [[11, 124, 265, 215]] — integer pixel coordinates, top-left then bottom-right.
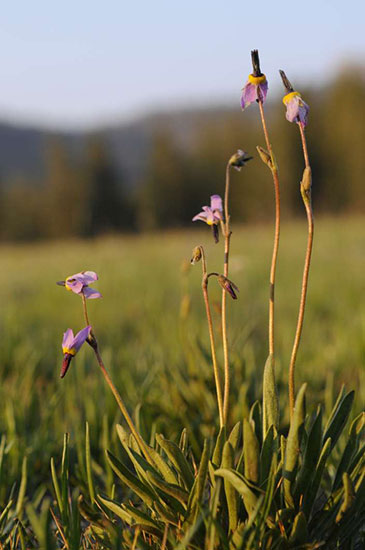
[[52, 386, 363, 549]]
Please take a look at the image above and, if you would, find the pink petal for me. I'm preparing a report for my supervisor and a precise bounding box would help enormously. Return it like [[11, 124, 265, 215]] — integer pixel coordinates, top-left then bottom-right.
[[192, 211, 208, 222], [240, 82, 257, 110], [286, 97, 300, 123], [82, 287, 102, 299], [62, 328, 74, 350], [80, 271, 98, 284], [65, 278, 83, 294], [73, 325, 92, 351], [210, 195, 223, 212]]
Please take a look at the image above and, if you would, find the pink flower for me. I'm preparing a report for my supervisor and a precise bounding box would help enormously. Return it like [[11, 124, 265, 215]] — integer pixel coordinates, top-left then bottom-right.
[[192, 195, 223, 226], [193, 195, 223, 243], [57, 271, 102, 299], [60, 326, 91, 378], [241, 50, 268, 110], [279, 69, 309, 126], [283, 92, 309, 127]]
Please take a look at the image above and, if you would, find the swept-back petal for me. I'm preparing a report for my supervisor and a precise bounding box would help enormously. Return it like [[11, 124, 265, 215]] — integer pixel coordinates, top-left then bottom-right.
[[210, 195, 223, 213], [72, 326, 92, 352], [82, 287, 102, 299], [62, 329, 74, 351], [192, 210, 208, 222], [79, 271, 98, 284], [240, 82, 258, 109], [285, 96, 300, 123]]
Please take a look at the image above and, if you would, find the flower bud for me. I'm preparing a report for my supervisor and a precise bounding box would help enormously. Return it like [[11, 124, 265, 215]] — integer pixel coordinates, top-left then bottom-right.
[[191, 246, 202, 265], [217, 275, 239, 300], [256, 146, 272, 167], [301, 166, 312, 192]]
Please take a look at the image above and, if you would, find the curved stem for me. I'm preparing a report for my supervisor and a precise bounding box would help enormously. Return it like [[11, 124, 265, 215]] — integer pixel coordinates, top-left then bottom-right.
[[93, 346, 155, 466], [288, 123, 314, 417], [222, 163, 232, 425], [81, 295, 155, 465], [200, 246, 224, 427], [258, 100, 281, 358]]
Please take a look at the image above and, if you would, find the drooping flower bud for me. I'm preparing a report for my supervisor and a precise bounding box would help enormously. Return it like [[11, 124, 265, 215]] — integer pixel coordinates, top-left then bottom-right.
[[191, 246, 202, 265], [217, 275, 239, 300]]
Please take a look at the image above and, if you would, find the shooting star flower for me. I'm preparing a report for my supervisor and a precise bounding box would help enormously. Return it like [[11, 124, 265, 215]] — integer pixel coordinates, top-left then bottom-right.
[[218, 275, 239, 300], [241, 49, 268, 110], [192, 195, 223, 243], [57, 271, 102, 299], [279, 70, 309, 127], [60, 326, 91, 378]]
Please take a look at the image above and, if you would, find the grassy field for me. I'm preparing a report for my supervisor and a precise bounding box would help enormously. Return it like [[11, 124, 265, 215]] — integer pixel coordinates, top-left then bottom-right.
[[0, 215, 364, 544]]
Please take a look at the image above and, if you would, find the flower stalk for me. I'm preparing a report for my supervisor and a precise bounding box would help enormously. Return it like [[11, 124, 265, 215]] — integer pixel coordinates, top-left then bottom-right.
[[81, 298, 156, 466], [199, 246, 224, 427], [257, 91, 281, 359], [288, 123, 314, 417], [221, 162, 232, 426], [279, 69, 313, 418]]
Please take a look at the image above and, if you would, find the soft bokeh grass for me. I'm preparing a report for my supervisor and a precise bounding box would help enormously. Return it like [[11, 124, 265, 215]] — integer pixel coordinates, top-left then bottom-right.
[[0, 216, 364, 498]]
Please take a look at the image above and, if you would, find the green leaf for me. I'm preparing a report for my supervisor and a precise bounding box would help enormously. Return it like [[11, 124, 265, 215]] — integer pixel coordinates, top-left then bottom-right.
[[289, 511, 308, 544], [187, 439, 209, 524], [332, 413, 363, 491], [283, 383, 307, 508], [294, 406, 322, 502], [221, 442, 238, 532], [106, 450, 157, 507], [85, 422, 95, 505], [15, 456, 27, 517], [98, 494, 133, 524], [303, 436, 332, 517], [249, 401, 262, 448], [26, 499, 52, 550], [215, 468, 259, 517], [212, 426, 226, 467], [260, 425, 277, 487], [50, 456, 63, 521], [243, 419, 259, 484], [262, 354, 278, 437], [227, 421, 241, 454], [146, 470, 188, 508], [323, 390, 354, 452], [156, 434, 194, 490], [123, 503, 164, 533], [336, 473, 355, 523]]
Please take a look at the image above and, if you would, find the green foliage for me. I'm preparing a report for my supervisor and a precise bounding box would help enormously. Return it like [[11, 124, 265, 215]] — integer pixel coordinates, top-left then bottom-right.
[[0, 221, 363, 547], [64, 386, 362, 548]]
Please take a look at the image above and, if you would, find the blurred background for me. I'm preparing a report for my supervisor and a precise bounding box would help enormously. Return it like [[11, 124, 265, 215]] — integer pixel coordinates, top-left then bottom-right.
[[0, 0, 364, 241]]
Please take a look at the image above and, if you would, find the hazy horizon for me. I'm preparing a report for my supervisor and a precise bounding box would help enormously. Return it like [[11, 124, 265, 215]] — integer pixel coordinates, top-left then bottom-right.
[[0, 0, 364, 130]]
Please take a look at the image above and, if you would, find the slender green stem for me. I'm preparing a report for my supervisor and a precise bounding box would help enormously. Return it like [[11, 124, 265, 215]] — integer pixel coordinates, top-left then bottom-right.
[[222, 163, 232, 425], [258, 99, 281, 358], [288, 123, 314, 417], [200, 246, 224, 427], [81, 297, 155, 466]]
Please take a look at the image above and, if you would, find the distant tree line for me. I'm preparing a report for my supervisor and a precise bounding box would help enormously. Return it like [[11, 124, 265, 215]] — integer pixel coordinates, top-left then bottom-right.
[[0, 67, 363, 241]]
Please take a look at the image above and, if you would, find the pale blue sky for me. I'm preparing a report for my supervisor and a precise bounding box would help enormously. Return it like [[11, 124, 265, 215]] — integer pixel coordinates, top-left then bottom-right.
[[0, 0, 363, 129]]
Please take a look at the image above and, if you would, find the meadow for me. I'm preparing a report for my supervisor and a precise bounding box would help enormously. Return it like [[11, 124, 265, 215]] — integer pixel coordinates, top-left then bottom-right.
[[0, 216, 364, 547]]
